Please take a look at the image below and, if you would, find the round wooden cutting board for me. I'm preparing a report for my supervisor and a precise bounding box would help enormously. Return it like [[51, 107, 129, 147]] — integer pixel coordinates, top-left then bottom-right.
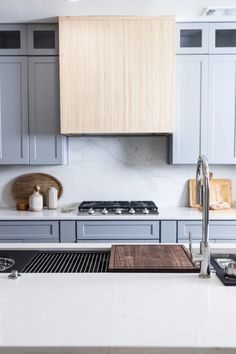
[[11, 173, 63, 207]]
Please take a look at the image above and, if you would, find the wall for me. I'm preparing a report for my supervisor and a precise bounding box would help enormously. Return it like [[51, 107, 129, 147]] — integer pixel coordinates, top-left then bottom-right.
[[0, 136, 235, 208], [1, 0, 236, 23]]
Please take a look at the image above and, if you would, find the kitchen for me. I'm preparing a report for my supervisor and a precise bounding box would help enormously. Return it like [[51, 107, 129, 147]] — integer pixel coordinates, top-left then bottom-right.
[[1, 0, 236, 353]]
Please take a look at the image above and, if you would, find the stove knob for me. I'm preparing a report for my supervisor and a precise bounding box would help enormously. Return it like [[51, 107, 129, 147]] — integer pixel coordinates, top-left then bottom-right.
[[115, 208, 122, 215], [143, 208, 149, 214], [102, 208, 108, 215], [129, 208, 136, 215], [88, 208, 94, 215]]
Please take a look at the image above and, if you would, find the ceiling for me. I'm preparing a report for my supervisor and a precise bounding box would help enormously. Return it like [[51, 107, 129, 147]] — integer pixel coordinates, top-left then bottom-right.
[[0, 0, 236, 23]]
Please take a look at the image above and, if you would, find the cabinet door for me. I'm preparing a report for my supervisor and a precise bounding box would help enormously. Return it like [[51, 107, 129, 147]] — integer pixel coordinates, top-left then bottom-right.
[[209, 23, 236, 54], [207, 55, 236, 164], [0, 24, 27, 55], [0, 57, 29, 164], [77, 221, 160, 241], [27, 24, 58, 55], [0, 221, 59, 241], [170, 55, 208, 164], [28, 57, 68, 165], [178, 220, 236, 243], [176, 23, 209, 54]]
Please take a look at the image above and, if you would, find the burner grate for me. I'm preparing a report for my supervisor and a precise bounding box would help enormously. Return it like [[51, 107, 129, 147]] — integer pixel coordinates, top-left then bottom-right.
[[22, 251, 110, 273]]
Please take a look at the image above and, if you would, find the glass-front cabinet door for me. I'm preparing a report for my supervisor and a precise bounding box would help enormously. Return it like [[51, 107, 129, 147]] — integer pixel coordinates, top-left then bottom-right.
[[0, 25, 27, 55], [27, 24, 58, 55], [176, 23, 209, 54], [209, 23, 236, 53]]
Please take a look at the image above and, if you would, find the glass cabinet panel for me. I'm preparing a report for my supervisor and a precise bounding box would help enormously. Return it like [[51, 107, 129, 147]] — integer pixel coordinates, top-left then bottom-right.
[[33, 30, 55, 49], [209, 23, 236, 53], [215, 29, 236, 47], [180, 29, 202, 48], [27, 24, 58, 55], [0, 31, 20, 49], [176, 23, 208, 54]]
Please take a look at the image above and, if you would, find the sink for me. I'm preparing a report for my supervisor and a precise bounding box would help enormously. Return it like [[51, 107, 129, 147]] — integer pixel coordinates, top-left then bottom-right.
[[211, 253, 236, 286], [0, 250, 110, 273]]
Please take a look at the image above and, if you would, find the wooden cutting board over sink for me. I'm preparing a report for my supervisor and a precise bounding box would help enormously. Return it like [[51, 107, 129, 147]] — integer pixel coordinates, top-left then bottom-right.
[[108, 245, 199, 272]]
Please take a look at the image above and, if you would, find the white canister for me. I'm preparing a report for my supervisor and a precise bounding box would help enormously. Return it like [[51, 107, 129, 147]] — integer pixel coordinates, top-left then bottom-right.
[[29, 185, 43, 212], [47, 187, 58, 210]]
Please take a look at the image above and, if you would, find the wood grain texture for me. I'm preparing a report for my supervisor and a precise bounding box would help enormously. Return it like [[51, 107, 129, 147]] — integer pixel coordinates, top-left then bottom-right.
[[11, 173, 63, 206], [108, 245, 199, 272], [59, 16, 175, 134], [189, 176, 232, 208]]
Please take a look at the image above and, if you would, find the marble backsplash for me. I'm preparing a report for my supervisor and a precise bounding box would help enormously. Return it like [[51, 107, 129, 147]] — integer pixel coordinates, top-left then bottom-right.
[[0, 136, 235, 208]]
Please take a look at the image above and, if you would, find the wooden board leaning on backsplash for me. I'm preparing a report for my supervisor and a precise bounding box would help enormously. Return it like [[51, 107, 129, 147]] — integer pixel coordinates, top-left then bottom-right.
[[189, 175, 234, 211], [11, 173, 63, 207]]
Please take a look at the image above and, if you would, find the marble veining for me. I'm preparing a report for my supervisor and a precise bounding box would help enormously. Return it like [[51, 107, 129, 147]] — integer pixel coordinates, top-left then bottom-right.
[[0, 136, 235, 208]]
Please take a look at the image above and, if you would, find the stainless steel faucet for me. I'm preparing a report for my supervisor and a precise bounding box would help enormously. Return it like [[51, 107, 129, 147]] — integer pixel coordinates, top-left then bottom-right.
[[189, 155, 211, 278]]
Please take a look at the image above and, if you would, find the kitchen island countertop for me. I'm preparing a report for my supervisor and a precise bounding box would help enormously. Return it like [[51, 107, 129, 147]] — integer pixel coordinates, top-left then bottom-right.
[[0, 243, 236, 354], [0, 206, 236, 220]]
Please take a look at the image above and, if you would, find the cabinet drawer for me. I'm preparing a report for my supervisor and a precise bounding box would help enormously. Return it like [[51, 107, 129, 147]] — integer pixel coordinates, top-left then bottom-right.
[[176, 23, 209, 54], [0, 238, 58, 243], [0, 239, 23, 243], [209, 23, 236, 54], [178, 221, 236, 242], [0, 24, 27, 55], [0, 221, 59, 240], [77, 221, 160, 240]]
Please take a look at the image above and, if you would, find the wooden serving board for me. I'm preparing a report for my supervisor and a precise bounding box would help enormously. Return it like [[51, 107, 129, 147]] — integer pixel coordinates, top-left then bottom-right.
[[11, 173, 63, 207], [108, 245, 199, 272], [189, 175, 232, 209]]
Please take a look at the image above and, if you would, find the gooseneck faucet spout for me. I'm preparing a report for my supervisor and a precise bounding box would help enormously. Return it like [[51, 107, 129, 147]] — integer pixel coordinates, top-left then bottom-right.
[[189, 155, 211, 278]]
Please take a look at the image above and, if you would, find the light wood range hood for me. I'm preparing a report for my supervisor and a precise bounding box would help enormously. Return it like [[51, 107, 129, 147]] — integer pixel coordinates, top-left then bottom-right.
[[59, 16, 175, 135]]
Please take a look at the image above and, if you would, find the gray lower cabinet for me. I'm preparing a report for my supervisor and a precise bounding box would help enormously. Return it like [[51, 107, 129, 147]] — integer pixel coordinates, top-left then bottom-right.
[[160, 221, 177, 243], [60, 221, 76, 243], [0, 219, 236, 244], [178, 220, 236, 243], [0, 221, 59, 242], [76, 220, 160, 242], [28, 56, 67, 164], [0, 57, 29, 164]]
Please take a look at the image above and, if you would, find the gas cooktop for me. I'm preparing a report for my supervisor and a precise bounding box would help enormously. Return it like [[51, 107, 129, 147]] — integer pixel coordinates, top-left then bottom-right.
[[78, 201, 159, 215]]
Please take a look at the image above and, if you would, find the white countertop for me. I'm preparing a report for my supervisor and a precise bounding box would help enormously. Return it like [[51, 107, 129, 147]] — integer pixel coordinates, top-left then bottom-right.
[[0, 206, 236, 220], [0, 243, 236, 354]]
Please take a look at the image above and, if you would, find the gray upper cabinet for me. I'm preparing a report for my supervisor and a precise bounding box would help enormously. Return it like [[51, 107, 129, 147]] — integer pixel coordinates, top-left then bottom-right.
[[172, 21, 236, 165], [27, 24, 59, 55], [0, 57, 29, 164], [176, 23, 209, 54], [0, 24, 27, 55], [209, 23, 236, 54], [0, 23, 67, 165], [28, 56, 67, 164], [170, 55, 208, 164], [207, 55, 236, 163]]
